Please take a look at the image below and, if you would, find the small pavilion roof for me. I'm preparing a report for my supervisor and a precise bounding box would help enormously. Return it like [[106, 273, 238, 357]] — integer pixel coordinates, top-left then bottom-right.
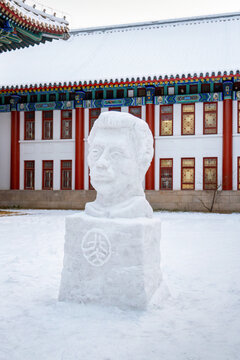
[[0, 12, 240, 89], [0, 0, 69, 53]]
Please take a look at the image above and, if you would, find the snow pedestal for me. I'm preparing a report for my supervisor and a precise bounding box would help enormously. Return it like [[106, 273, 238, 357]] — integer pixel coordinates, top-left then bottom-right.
[[59, 213, 162, 310]]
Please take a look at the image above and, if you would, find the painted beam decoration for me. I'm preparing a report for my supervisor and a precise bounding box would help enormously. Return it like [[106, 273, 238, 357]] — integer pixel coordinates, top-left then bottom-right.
[[17, 100, 74, 111], [155, 93, 223, 105], [0, 0, 69, 53]]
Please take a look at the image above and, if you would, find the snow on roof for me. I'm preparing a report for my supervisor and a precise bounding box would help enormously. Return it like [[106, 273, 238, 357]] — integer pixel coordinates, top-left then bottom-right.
[[0, 12, 240, 88]]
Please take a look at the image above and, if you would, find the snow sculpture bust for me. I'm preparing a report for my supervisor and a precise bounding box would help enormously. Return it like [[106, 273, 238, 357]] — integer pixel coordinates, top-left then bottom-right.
[[85, 111, 154, 218]]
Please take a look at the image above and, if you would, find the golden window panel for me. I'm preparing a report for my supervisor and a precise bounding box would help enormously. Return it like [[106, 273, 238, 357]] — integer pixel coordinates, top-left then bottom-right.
[[205, 113, 217, 127], [182, 183, 194, 190], [238, 102, 240, 110], [161, 159, 173, 167], [182, 159, 194, 167], [205, 103, 217, 112], [204, 158, 217, 167], [238, 111, 240, 132], [182, 104, 194, 113], [183, 168, 194, 182], [161, 120, 172, 135], [205, 168, 217, 182], [238, 158, 240, 166], [160, 105, 173, 136], [182, 113, 194, 135]]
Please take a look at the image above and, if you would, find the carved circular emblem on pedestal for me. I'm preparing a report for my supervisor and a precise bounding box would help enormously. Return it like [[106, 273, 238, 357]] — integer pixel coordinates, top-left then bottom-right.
[[81, 229, 111, 266]]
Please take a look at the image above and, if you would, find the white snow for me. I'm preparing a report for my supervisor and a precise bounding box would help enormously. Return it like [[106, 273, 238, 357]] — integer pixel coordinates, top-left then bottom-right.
[[1, 13, 240, 87], [0, 209, 240, 360]]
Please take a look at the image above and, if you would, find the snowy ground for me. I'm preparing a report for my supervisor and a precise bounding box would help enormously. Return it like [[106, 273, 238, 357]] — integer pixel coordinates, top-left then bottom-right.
[[0, 210, 240, 360]]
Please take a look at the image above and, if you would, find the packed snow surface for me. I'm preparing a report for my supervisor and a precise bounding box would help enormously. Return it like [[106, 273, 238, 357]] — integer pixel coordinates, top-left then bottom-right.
[[1, 14, 240, 86], [0, 210, 240, 360]]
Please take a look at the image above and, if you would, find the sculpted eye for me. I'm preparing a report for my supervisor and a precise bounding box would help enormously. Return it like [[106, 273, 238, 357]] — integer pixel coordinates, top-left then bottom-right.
[[110, 150, 124, 160], [90, 147, 102, 160]]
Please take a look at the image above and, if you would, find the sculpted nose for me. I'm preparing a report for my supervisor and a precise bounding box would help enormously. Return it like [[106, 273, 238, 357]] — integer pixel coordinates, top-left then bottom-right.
[[96, 153, 108, 168]]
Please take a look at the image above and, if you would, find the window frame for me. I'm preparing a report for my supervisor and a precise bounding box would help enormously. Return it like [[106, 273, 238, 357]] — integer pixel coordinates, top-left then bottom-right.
[[89, 108, 101, 133], [61, 160, 72, 190], [24, 111, 35, 140], [181, 158, 195, 190], [129, 106, 142, 118], [109, 107, 121, 112], [160, 104, 173, 136], [42, 160, 53, 190], [181, 103, 195, 136], [203, 157, 218, 190], [203, 102, 218, 135], [238, 157, 240, 190], [24, 160, 35, 190], [61, 110, 72, 139], [160, 158, 173, 190], [238, 101, 240, 134], [42, 110, 53, 140]]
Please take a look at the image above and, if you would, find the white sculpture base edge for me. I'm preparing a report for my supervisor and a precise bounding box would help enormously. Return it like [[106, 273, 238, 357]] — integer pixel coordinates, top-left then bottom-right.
[[59, 213, 162, 310]]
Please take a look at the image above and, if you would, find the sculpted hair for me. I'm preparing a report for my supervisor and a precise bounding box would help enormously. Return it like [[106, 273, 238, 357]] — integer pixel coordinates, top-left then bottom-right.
[[88, 111, 154, 180]]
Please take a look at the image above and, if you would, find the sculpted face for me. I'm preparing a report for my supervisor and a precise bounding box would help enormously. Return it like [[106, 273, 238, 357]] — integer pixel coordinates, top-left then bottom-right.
[[88, 127, 138, 196]]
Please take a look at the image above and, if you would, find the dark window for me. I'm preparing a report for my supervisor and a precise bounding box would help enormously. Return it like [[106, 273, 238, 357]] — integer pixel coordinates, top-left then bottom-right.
[[214, 83, 223, 93], [178, 85, 186, 94], [24, 111, 35, 140], [95, 91, 103, 100], [106, 90, 114, 99], [201, 84, 210, 93], [69, 92, 75, 101], [137, 88, 146, 97], [4, 96, 11, 105], [117, 89, 124, 98], [49, 93, 56, 101], [40, 94, 47, 102], [155, 87, 164, 96], [0, 98, 2, 105], [189, 84, 198, 94], [59, 93, 66, 101], [30, 95, 37, 103], [20, 95, 28, 103], [42, 160, 53, 190], [24, 161, 35, 190], [61, 110, 72, 139], [85, 92, 92, 100], [42, 110, 53, 140], [61, 160, 72, 190], [160, 159, 173, 190], [233, 82, 240, 91]]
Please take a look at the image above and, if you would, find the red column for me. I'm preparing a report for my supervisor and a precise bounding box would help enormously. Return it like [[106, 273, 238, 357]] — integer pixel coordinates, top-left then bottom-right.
[[222, 99, 233, 190], [10, 111, 20, 189], [75, 108, 85, 189], [145, 103, 155, 190]]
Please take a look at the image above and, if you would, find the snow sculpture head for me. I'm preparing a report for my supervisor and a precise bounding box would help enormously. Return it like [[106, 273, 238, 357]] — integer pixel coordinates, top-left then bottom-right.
[[85, 111, 154, 218]]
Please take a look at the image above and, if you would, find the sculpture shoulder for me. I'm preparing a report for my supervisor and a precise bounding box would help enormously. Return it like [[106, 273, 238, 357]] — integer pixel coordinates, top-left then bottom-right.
[[85, 196, 153, 218]]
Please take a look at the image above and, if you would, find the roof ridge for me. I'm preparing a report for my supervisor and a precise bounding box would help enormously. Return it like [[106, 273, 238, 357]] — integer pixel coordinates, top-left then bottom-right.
[[70, 11, 240, 34]]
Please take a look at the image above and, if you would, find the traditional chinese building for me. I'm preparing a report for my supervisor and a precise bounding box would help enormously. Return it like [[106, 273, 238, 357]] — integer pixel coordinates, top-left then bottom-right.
[[0, 8, 240, 211]]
